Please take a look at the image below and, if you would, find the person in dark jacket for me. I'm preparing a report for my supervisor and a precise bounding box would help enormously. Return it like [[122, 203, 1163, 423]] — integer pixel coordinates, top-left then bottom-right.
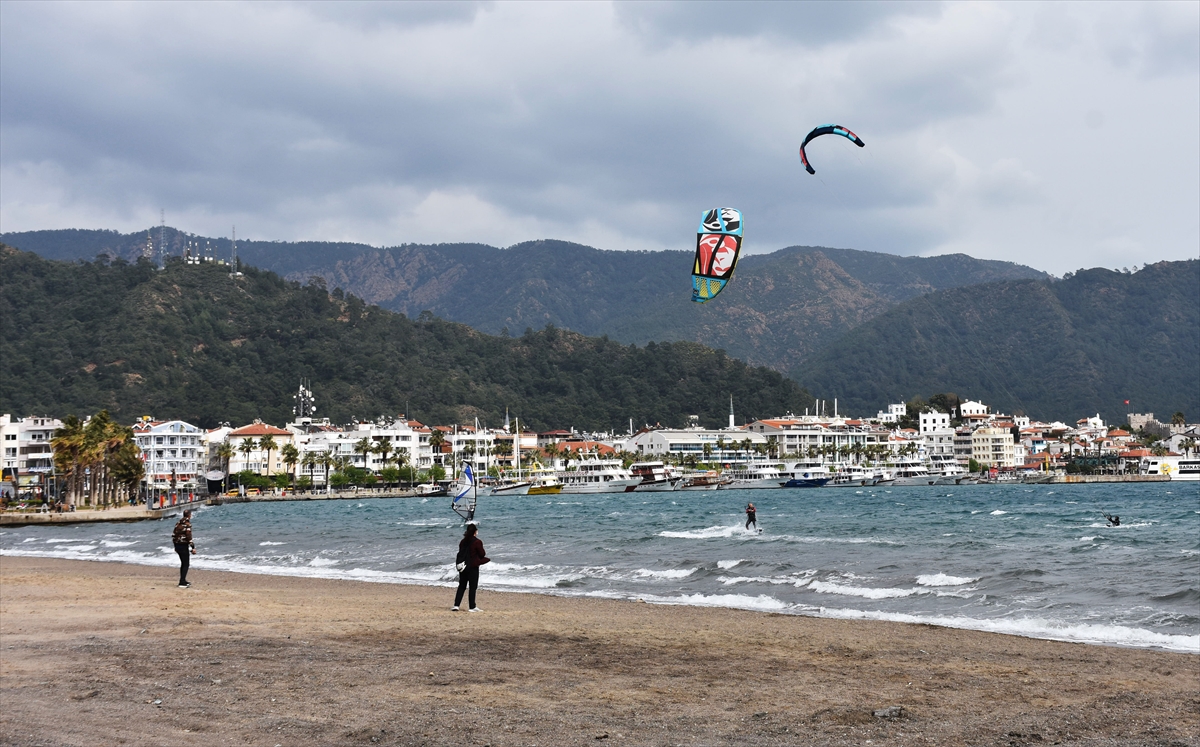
[[745, 502, 757, 530], [453, 523, 490, 612], [172, 510, 196, 588]]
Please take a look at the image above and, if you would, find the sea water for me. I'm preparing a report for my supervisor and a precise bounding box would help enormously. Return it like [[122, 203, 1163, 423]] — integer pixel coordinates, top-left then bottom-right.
[[2, 483, 1197, 653]]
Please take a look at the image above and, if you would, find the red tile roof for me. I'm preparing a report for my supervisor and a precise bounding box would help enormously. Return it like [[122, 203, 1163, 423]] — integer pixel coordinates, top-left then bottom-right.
[[230, 424, 291, 437]]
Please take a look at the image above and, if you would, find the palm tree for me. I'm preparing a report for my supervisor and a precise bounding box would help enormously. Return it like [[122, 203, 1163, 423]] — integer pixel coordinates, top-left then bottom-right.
[[237, 439, 255, 487], [52, 415, 85, 507], [217, 441, 234, 490], [301, 451, 317, 489], [702, 442, 713, 465], [354, 437, 373, 471], [281, 443, 299, 489], [428, 429, 446, 465], [258, 435, 278, 479], [375, 439, 393, 469]]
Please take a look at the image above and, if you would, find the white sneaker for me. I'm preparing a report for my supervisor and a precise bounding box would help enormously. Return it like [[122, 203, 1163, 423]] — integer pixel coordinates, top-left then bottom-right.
[[468, 607, 482, 613], [450, 606, 460, 611]]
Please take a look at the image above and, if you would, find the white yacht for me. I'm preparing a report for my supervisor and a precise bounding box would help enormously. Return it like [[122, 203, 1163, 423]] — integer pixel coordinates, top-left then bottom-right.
[[889, 458, 936, 486], [778, 462, 831, 488], [557, 457, 641, 493], [929, 454, 972, 485], [487, 480, 531, 496], [629, 461, 682, 492], [827, 464, 876, 488], [718, 463, 784, 489]]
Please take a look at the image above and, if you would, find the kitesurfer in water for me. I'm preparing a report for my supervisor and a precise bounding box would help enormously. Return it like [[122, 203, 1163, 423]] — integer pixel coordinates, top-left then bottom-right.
[[1104, 513, 1121, 527], [453, 523, 490, 612], [745, 502, 757, 531]]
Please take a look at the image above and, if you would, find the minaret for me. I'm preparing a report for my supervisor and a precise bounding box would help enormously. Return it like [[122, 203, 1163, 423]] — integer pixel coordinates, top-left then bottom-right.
[[729, 395, 735, 429]]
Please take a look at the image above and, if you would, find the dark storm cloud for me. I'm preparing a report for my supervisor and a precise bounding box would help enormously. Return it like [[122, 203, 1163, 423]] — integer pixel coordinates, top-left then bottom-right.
[[0, 2, 1196, 273]]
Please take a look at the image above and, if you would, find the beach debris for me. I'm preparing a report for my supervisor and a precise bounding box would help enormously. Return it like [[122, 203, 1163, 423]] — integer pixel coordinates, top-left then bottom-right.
[[595, 734, 609, 740], [873, 705, 906, 720], [152, 698, 162, 706]]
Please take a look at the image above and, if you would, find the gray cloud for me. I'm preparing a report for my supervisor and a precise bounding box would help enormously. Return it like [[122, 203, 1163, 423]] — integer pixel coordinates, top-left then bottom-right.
[[1, 1, 1196, 274]]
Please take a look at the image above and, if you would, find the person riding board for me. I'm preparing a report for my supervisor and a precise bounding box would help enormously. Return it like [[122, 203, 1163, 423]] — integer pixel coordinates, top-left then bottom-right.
[[745, 502, 757, 530], [1103, 513, 1121, 527]]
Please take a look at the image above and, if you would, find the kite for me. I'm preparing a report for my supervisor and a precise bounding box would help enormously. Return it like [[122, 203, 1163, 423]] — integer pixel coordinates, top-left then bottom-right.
[[691, 208, 743, 303], [799, 124, 865, 175]]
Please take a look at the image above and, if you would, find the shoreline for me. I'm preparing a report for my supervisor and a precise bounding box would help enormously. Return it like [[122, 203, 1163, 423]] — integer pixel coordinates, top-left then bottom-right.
[[2, 549, 1196, 655], [2, 556, 1197, 746]]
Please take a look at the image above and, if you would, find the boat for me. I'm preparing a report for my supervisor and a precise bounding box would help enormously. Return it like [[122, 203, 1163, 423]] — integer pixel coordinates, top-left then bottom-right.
[[629, 461, 683, 492], [1141, 456, 1199, 481], [557, 456, 640, 494], [929, 454, 973, 485], [415, 482, 446, 497], [487, 479, 531, 496], [889, 458, 936, 486], [827, 464, 876, 488], [778, 462, 830, 488], [718, 463, 784, 489], [525, 462, 564, 495], [676, 470, 725, 490]]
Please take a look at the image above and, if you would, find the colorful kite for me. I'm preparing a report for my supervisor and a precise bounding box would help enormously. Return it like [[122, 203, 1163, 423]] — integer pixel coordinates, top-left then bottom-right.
[[799, 124, 865, 175], [691, 208, 743, 303]]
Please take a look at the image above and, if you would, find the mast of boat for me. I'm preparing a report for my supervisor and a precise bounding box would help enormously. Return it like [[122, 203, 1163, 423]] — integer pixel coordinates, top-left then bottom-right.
[[515, 417, 522, 481]]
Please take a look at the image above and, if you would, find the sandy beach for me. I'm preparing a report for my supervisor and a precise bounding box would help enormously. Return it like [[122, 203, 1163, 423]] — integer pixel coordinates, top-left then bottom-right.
[[1, 557, 1196, 747]]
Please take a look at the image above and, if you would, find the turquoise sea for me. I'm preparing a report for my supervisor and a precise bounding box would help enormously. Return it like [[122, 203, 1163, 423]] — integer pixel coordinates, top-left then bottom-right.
[[2, 482, 1197, 653]]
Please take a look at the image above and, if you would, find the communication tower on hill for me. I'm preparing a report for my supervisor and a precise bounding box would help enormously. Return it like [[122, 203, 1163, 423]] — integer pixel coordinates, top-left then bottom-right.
[[158, 209, 166, 269], [230, 226, 242, 277]]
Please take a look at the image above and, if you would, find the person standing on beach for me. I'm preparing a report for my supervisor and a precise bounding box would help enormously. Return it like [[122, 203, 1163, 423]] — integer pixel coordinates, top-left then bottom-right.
[[453, 523, 490, 612], [172, 510, 196, 588], [745, 502, 757, 530]]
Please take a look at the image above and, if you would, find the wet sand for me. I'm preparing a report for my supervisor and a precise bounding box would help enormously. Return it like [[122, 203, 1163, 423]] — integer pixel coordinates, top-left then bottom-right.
[[1, 556, 1196, 746]]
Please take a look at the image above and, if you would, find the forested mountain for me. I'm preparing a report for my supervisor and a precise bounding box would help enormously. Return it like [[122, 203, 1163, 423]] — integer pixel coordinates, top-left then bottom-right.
[[0, 246, 812, 431], [1, 228, 1047, 372], [795, 261, 1200, 424]]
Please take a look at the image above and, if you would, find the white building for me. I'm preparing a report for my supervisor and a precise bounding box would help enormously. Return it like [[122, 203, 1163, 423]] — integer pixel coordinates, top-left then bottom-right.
[[1, 414, 62, 495], [959, 400, 989, 418], [876, 403, 907, 423], [227, 422, 295, 477], [748, 417, 893, 461], [919, 411, 951, 434], [132, 418, 205, 489], [621, 427, 765, 462]]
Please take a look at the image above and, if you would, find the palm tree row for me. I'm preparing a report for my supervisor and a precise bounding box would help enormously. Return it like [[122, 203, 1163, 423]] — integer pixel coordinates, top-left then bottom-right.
[[51, 410, 144, 508]]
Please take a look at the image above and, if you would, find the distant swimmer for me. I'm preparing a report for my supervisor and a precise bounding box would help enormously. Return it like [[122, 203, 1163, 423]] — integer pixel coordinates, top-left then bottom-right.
[[1104, 513, 1121, 527], [745, 502, 757, 531]]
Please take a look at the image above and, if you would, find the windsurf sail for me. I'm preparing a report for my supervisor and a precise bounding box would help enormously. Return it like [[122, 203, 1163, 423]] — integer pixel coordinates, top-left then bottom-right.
[[799, 124, 865, 175], [691, 207, 743, 303], [451, 463, 476, 521]]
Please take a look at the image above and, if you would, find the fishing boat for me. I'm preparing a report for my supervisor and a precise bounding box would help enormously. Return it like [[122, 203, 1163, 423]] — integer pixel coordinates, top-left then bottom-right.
[[557, 456, 640, 494], [676, 470, 725, 490], [718, 463, 783, 489], [629, 461, 683, 492]]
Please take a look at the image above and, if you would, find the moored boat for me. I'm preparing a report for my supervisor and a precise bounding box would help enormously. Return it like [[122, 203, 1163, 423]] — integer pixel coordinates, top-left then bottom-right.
[[677, 470, 725, 490], [778, 462, 830, 488], [557, 457, 640, 494], [718, 463, 783, 489], [629, 461, 682, 492]]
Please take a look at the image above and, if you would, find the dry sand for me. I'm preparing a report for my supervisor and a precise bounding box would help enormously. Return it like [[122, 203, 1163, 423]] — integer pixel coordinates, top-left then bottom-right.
[[1, 556, 1196, 746]]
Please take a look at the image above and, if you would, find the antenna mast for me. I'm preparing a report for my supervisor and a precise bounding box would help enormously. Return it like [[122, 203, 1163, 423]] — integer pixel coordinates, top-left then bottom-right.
[[158, 209, 166, 269], [230, 225, 239, 277]]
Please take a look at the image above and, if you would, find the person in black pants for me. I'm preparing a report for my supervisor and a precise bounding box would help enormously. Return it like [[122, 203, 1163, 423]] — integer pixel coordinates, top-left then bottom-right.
[[745, 502, 757, 530], [172, 510, 195, 588], [453, 523, 490, 612]]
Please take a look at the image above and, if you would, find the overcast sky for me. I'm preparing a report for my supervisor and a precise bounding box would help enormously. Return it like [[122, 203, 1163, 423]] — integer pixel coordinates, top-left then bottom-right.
[[2, 1, 1197, 274]]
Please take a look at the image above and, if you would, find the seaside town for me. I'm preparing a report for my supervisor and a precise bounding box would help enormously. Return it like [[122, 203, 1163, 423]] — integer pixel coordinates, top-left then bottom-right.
[[3, 382, 1196, 511]]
